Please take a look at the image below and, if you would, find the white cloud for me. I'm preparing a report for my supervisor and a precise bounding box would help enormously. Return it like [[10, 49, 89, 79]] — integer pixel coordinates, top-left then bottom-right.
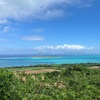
[[3, 26, 11, 32], [9, 33, 18, 37], [0, 19, 9, 24], [38, 9, 64, 20], [0, 38, 7, 42], [0, 0, 93, 20], [34, 44, 93, 51], [22, 36, 44, 41], [33, 28, 45, 32], [0, 44, 96, 54]]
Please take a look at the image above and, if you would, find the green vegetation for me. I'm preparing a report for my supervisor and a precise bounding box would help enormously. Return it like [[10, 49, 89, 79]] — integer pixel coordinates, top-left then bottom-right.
[[6, 63, 100, 71], [0, 64, 100, 100]]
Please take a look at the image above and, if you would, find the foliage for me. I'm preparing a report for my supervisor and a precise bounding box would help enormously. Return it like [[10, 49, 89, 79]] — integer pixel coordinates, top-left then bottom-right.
[[0, 64, 100, 100], [0, 68, 19, 100]]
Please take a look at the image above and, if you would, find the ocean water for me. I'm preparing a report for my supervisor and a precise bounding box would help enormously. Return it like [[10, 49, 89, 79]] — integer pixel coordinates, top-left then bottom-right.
[[0, 55, 100, 67]]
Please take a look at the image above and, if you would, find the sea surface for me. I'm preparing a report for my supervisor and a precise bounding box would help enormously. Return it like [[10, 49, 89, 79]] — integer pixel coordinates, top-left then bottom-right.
[[0, 54, 100, 67]]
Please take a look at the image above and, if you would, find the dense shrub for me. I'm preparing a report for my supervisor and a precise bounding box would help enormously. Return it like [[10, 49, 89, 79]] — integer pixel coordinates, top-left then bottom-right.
[[0, 64, 100, 100], [0, 68, 17, 99]]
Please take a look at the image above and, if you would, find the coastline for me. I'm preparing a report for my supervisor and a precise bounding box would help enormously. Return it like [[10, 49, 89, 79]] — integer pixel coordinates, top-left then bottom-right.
[[5, 63, 100, 69]]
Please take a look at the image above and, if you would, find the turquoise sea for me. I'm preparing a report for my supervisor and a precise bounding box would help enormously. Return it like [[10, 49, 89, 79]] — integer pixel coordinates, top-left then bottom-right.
[[0, 55, 100, 67]]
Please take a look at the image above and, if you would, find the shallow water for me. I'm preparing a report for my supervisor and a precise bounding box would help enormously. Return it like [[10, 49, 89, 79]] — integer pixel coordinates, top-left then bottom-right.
[[0, 55, 100, 67]]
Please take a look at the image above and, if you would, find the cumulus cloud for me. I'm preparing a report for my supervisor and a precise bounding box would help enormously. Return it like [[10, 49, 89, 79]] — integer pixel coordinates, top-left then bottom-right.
[[0, 0, 94, 20], [34, 44, 93, 50], [22, 36, 44, 41], [33, 44, 94, 54], [0, 44, 95, 54]]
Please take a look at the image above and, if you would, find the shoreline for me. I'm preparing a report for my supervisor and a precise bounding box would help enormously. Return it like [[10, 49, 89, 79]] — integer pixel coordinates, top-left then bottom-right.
[[4, 63, 100, 69]]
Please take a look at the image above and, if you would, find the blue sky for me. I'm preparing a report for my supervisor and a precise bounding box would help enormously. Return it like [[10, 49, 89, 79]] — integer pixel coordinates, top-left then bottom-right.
[[0, 0, 100, 55]]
